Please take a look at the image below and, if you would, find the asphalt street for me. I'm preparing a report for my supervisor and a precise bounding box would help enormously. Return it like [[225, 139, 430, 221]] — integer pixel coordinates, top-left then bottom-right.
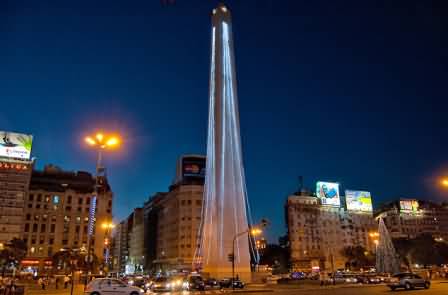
[[23, 282, 448, 295]]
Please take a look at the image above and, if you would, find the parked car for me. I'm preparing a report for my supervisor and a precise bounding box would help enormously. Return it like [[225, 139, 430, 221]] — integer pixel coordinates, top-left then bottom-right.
[[219, 278, 244, 289], [387, 273, 430, 291], [205, 278, 219, 288], [84, 278, 144, 295]]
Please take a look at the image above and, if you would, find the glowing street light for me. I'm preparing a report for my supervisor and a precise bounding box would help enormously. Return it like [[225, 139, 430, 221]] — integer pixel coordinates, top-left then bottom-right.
[[441, 178, 448, 187], [250, 228, 262, 236], [83, 131, 120, 286]]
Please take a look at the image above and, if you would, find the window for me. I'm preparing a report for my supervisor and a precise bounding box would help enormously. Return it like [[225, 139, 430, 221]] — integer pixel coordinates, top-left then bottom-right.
[[53, 195, 59, 204], [49, 238, 54, 245], [65, 206, 71, 211], [187, 200, 192, 205], [29, 194, 34, 201], [40, 224, 46, 232], [30, 247, 35, 254], [67, 196, 72, 204], [76, 216, 81, 223], [77, 207, 82, 212], [26, 214, 31, 221], [37, 194, 42, 202], [75, 225, 80, 233], [32, 224, 38, 232], [181, 200, 186, 206], [45, 195, 50, 202], [42, 215, 48, 221], [39, 238, 44, 244], [52, 216, 56, 222], [86, 197, 90, 204], [62, 240, 68, 245], [31, 238, 36, 244], [50, 224, 56, 233], [36, 204, 40, 209], [78, 198, 83, 205], [28, 204, 32, 208], [24, 224, 30, 232], [196, 200, 202, 206]]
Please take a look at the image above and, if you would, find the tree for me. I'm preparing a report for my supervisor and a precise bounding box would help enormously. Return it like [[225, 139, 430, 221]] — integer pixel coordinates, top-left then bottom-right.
[[393, 234, 447, 268], [0, 238, 27, 275], [259, 243, 290, 274], [341, 245, 375, 270]]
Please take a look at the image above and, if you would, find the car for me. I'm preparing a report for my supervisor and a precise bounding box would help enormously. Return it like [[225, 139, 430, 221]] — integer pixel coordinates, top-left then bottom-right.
[[84, 278, 144, 295], [151, 277, 173, 292], [205, 278, 219, 288], [184, 276, 205, 291], [219, 278, 244, 289], [387, 273, 430, 291]]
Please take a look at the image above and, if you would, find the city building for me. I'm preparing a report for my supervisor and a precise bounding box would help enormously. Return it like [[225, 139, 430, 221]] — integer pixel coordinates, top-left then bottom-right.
[[143, 192, 166, 271], [154, 155, 205, 272], [375, 199, 448, 241], [0, 131, 34, 245], [286, 190, 377, 272], [111, 219, 130, 274], [21, 165, 113, 272], [127, 208, 145, 274]]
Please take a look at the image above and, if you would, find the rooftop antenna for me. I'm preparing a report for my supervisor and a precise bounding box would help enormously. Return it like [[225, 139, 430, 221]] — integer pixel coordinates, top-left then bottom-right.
[[298, 176, 304, 194]]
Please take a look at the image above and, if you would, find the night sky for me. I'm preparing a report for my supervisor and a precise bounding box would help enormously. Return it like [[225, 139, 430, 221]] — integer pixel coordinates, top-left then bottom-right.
[[1, 0, 447, 241]]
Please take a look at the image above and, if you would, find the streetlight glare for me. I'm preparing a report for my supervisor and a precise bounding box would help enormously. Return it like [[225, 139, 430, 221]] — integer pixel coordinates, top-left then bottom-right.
[[96, 133, 104, 143], [106, 137, 119, 147], [250, 228, 262, 236], [441, 178, 448, 187], [85, 137, 96, 146]]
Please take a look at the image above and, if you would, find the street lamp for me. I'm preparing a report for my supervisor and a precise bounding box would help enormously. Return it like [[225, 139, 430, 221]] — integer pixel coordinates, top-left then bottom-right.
[[230, 221, 266, 290], [83, 132, 120, 287]]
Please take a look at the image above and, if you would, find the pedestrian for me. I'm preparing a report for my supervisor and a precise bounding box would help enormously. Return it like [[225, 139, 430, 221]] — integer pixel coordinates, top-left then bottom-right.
[[38, 277, 45, 290], [64, 275, 70, 289], [55, 276, 60, 289]]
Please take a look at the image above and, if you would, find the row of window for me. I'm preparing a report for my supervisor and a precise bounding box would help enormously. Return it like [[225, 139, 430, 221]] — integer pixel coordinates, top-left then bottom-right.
[[180, 200, 202, 206]]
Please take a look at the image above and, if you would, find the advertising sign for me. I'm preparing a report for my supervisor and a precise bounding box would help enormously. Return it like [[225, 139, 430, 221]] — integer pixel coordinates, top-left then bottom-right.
[[400, 199, 419, 213], [316, 181, 340, 207], [0, 131, 33, 160], [182, 156, 206, 179], [345, 190, 373, 212]]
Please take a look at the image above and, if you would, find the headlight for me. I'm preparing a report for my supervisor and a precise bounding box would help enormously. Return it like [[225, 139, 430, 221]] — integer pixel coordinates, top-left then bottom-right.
[[176, 279, 181, 286], [145, 283, 150, 287], [166, 283, 171, 288], [129, 280, 134, 285]]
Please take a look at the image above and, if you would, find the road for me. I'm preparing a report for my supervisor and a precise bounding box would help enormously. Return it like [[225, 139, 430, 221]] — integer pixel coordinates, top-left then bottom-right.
[[23, 282, 448, 295]]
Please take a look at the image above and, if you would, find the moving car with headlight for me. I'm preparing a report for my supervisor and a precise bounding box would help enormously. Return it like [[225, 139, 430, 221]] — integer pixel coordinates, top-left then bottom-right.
[[387, 273, 430, 291], [84, 278, 144, 295], [151, 277, 172, 292]]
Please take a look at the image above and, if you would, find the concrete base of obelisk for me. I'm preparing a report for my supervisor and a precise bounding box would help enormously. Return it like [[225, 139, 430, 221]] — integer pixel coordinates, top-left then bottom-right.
[[202, 266, 252, 283]]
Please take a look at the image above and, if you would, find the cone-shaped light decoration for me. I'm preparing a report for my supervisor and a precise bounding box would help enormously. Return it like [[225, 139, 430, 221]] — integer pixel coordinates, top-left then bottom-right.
[[196, 3, 252, 279]]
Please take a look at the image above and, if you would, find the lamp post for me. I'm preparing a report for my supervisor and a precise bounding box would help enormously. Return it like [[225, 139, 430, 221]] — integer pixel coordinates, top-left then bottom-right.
[[231, 227, 263, 290], [101, 222, 115, 271], [83, 132, 120, 288]]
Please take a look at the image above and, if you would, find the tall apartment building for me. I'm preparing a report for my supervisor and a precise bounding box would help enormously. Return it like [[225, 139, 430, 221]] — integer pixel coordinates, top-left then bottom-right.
[[0, 131, 34, 245], [0, 158, 33, 244], [286, 190, 377, 272], [143, 192, 166, 271], [21, 165, 113, 272], [375, 199, 448, 240], [128, 208, 145, 273]]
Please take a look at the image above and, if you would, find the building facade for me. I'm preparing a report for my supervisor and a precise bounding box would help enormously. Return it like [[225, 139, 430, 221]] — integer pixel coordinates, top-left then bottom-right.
[[286, 191, 377, 272], [21, 165, 113, 272], [375, 199, 448, 241], [0, 158, 33, 245], [128, 208, 145, 274]]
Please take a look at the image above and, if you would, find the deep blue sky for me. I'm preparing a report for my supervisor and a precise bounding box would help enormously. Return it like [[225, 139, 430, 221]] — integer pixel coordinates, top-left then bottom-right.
[[1, 0, 447, 241]]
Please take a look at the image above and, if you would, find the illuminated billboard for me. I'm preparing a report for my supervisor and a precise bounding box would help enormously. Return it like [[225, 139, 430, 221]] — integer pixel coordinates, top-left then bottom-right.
[[345, 190, 373, 212], [400, 199, 419, 213], [0, 131, 33, 160], [182, 156, 206, 179], [316, 181, 340, 207]]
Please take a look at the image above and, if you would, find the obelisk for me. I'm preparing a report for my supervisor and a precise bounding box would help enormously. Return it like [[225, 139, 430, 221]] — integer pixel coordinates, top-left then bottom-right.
[[197, 3, 252, 281]]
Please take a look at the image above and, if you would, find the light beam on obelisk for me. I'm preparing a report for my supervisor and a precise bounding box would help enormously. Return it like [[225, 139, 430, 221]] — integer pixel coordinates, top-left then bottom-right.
[[195, 3, 253, 280]]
